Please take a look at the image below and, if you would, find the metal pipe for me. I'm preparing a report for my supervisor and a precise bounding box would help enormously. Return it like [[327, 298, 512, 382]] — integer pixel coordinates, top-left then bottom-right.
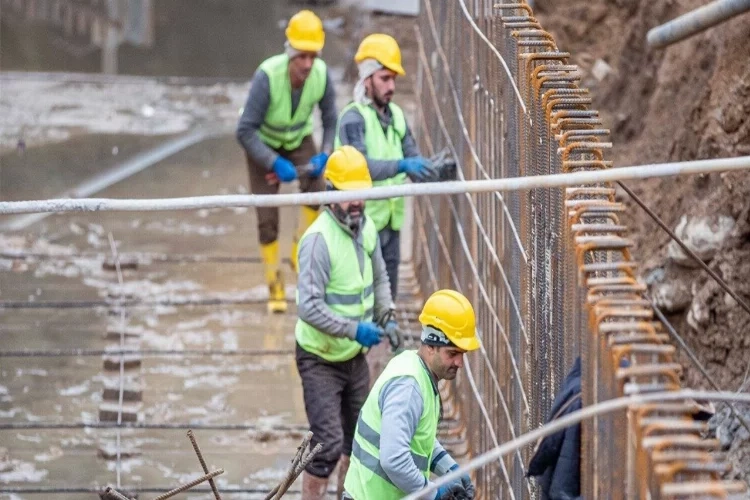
[[403, 389, 750, 500], [1, 156, 750, 215], [647, 0, 750, 48]]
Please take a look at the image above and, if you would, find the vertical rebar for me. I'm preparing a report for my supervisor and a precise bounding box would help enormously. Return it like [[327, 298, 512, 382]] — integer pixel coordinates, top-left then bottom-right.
[[187, 430, 221, 500]]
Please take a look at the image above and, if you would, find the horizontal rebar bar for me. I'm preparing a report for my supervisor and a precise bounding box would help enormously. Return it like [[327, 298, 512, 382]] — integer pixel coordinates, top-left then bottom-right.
[[404, 389, 750, 500], [0, 487, 335, 495], [0, 297, 287, 309], [1, 157, 749, 215], [0, 348, 294, 358], [0, 250, 275, 265], [0, 422, 309, 431]]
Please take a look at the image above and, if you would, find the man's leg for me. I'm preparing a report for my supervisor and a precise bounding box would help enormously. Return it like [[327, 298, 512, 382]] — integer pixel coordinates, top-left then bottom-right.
[[246, 153, 285, 313], [295, 344, 348, 499], [290, 136, 325, 274], [340, 352, 371, 499], [379, 227, 401, 300]]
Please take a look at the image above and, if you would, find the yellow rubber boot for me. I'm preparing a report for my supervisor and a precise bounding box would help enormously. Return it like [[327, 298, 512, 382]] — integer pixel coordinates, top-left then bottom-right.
[[290, 206, 320, 274], [260, 241, 287, 314]]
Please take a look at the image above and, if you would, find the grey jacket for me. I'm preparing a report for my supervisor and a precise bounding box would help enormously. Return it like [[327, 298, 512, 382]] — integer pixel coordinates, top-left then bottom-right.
[[336, 104, 420, 181], [379, 373, 457, 493], [236, 64, 337, 170], [296, 209, 392, 339]]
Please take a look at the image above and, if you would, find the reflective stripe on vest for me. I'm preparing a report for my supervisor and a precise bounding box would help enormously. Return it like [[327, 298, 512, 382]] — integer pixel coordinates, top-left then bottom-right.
[[335, 102, 407, 231], [294, 211, 378, 362], [344, 350, 440, 500], [258, 54, 327, 150]]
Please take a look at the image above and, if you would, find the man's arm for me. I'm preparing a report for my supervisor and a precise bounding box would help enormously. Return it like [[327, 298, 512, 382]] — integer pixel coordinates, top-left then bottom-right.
[[319, 68, 338, 155], [297, 233, 359, 339], [236, 70, 278, 170], [401, 123, 420, 159], [430, 440, 458, 476], [379, 377, 430, 493], [336, 108, 400, 181], [371, 233, 394, 323]]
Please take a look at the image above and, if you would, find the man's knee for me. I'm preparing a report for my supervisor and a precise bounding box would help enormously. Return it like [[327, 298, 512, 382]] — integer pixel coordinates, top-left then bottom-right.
[[258, 218, 279, 245], [306, 436, 344, 478]]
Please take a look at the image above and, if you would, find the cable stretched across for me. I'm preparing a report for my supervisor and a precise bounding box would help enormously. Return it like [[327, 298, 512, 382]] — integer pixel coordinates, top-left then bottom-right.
[[2, 157, 750, 215]]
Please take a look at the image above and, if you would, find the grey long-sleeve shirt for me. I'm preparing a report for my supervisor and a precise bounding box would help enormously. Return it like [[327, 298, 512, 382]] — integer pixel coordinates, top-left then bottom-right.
[[236, 64, 337, 170], [379, 372, 458, 494], [296, 210, 392, 338], [336, 104, 420, 181]]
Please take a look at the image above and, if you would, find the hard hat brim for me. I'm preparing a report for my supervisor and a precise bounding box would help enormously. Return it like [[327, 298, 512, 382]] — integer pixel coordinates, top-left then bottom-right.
[[451, 334, 480, 352], [331, 179, 373, 191], [288, 39, 325, 53], [383, 61, 406, 76]]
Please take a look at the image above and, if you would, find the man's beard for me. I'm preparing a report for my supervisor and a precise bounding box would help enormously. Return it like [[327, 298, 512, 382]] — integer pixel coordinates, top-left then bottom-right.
[[332, 203, 363, 231], [373, 91, 393, 108]]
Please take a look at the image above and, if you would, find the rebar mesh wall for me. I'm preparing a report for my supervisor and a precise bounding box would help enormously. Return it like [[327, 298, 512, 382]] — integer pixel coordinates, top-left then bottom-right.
[[412, 1, 747, 499]]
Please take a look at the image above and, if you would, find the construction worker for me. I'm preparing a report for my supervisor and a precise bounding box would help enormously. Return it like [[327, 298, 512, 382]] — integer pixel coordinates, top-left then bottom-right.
[[236, 9, 338, 314], [335, 34, 434, 301], [343, 289, 479, 500], [295, 145, 396, 499]]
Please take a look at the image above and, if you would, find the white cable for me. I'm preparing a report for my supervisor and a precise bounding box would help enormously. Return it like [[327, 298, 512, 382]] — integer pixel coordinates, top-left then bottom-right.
[[404, 389, 750, 500], [453, 0, 528, 113], [2, 156, 749, 215]]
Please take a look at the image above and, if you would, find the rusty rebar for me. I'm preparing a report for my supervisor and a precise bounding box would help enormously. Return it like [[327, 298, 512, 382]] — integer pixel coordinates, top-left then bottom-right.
[[265, 431, 319, 500], [151, 469, 223, 500], [187, 430, 221, 500], [102, 486, 132, 500]]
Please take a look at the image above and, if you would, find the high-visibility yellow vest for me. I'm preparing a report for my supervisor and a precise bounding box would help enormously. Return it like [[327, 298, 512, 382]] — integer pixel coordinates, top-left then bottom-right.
[[258, 54, 327, 150], [294, 211, 378, 362], [344, 350, 440, 500], [335, 102, 407, 231]]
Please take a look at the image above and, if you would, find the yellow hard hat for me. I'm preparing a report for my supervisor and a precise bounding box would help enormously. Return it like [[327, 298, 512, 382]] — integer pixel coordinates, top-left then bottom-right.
[[285, 10, 325, 53], [354, 33, 405, 76], [419, 290, 479, 351], [324, 146, 373, 191]]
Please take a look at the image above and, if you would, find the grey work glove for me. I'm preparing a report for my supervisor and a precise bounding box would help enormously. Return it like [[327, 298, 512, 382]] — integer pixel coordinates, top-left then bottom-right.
[[449, 464, 475, 499]]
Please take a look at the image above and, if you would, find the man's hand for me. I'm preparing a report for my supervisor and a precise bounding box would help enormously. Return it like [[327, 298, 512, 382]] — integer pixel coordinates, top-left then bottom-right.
[[383, 320, 403, 352], [397, 156, 437, 183], [434, 482, 468, 500], [449, 464, 475, 499], [272, 156, 298, 183], [355, 322, 383, 347], [309, 152, 328, 178]]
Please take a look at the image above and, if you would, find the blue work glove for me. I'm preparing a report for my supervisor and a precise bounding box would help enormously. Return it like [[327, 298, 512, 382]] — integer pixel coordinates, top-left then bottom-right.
[[434, 482, 468, 500], [450, 464, 475, 499], [309, 152, 328, 178], [355, 322, 383, 348], [397, 156, 435, 182], [272, 156, 298, 183]]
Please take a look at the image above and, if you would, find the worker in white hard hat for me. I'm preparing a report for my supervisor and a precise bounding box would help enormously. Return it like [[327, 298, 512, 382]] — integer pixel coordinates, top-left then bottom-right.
[[343, 289, 479, 500], [335, 33, 435, 302], [295, 146, 397, 499], [236, 9, 338, 314]]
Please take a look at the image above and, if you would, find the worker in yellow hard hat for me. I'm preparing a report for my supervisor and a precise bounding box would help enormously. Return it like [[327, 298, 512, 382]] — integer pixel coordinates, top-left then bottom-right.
[[335, 33, 435, 304], [343, 289, 479, 500], [236, 9, 338, 314], [294, 145, 397, 499]]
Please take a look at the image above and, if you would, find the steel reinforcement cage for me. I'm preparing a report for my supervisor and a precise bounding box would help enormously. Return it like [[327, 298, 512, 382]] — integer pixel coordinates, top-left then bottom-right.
[[411, 1, 748, 499]]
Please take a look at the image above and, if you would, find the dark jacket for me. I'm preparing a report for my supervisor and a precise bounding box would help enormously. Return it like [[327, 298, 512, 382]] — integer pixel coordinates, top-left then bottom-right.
[[527, 357, 582, 500]]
